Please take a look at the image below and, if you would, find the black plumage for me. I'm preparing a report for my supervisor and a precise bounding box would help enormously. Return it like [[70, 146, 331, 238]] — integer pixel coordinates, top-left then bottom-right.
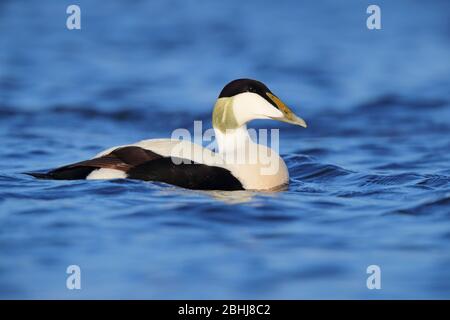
[[27, 146, 244, 191]]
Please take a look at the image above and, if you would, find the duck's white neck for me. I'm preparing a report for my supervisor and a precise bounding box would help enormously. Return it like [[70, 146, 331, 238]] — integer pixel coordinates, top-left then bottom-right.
[[214, 125, 253, 155]]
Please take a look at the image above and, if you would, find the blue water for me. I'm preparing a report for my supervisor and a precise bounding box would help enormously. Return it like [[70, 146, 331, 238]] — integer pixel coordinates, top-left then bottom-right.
[[1, 0, 450, 299]]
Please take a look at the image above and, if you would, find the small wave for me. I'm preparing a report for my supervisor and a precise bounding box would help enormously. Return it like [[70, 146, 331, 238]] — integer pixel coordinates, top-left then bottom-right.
[[388, 193, 450, 216], [0, 105, 142, 121], [357, 94, 448, 111], [373, 162, 421, 171], [333, 189, 390, 198], [288, 156, 353, 182], [50, 106, 144, 122], [0, 107, 19, 118], [357, 173, 423, 187], [416, 175, 450, 189]]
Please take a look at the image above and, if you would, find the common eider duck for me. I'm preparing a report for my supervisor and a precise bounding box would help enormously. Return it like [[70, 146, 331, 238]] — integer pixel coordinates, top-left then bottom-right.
[[28, 79, 307, 191]]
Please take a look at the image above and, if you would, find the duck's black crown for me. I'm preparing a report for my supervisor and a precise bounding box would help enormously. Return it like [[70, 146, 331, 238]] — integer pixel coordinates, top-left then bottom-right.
[[218, 79, 273, 98]]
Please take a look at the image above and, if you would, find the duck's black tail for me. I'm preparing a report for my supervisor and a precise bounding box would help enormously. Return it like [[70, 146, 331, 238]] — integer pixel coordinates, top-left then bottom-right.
[[26, 172, 52, 179], [25, 166, 97, 180]]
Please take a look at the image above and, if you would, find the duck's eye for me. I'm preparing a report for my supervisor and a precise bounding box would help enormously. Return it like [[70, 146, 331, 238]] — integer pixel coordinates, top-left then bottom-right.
[[248, 86, 255, 92]]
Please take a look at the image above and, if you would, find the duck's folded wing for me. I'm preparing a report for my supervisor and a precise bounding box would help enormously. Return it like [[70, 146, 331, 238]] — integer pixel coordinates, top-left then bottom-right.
[[127, 157, 243, 190], [26, 146, 161, 180]]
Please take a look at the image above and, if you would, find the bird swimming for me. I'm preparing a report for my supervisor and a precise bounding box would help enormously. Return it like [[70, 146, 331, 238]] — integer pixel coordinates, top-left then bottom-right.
[[28, 79, 307, 191]]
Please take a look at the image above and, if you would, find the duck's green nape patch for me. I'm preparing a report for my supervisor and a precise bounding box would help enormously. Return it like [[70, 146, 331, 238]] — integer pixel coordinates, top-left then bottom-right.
[[212, 97, 239, 132]]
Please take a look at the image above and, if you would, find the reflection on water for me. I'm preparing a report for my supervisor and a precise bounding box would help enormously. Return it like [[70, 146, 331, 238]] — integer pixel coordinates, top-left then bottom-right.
[[201, 190, 258, 204], [0, 0, 450, 298], [199, 185, 288, 204]]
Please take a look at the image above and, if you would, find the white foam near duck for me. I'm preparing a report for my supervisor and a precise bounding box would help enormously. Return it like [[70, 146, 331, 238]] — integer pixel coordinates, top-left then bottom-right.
[[28, 79, 307, 191]]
